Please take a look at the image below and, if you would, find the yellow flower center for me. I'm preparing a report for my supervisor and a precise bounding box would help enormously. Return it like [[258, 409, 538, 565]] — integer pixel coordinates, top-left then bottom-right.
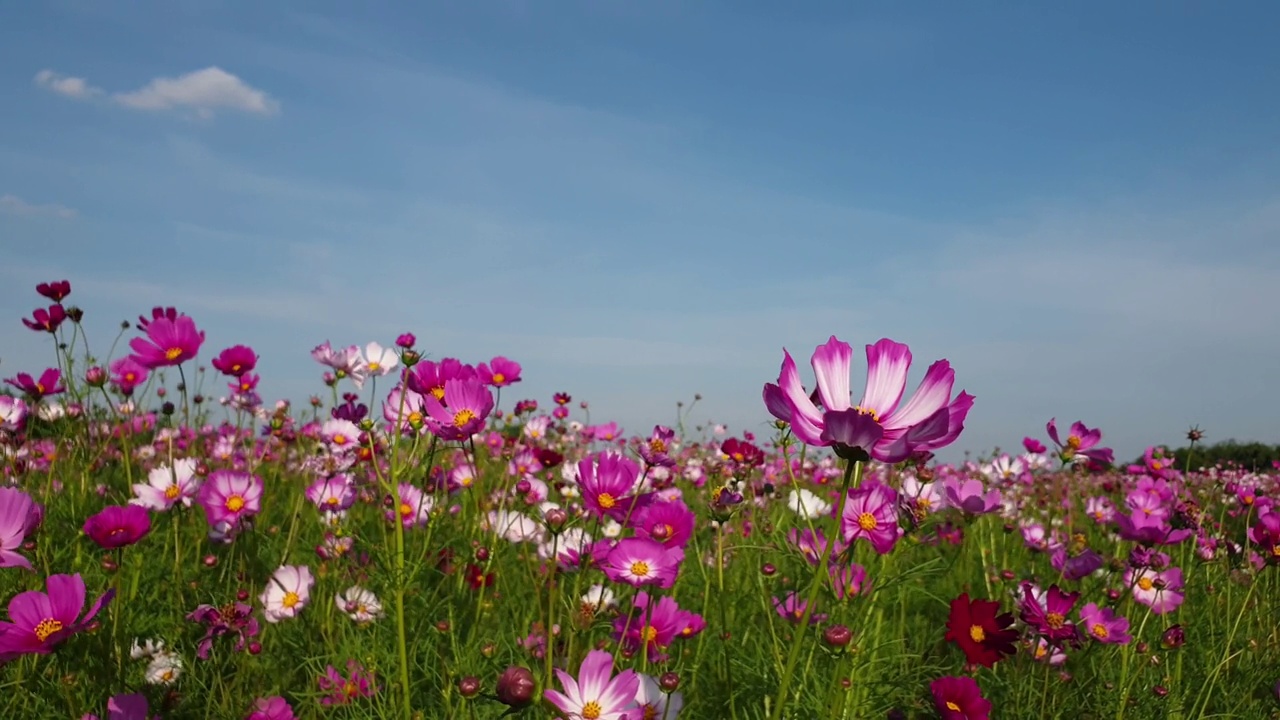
[[399, 502, 413, 518], [946, 701, 961, 712], [969, 625, 985, 643], [1137, 577, 1154, 591], [125, 372, 136, 382], [598, 493, 617, 509], [164, 484, 181, 500], [430, 386, 445, 400], [852, 405, 880, 422], [1066, 436, 1082, 450], [408, 411, 423, 425], [642, 625, 658, 643], [368, 362, 381, 372], [1046, 612, 1065, 629], [332, 434, 348, 445], [732, 452, 744, 462], [581, 701, 602, 720], [629, 560, 651, 577], [225, 494, 245, 512], [35, 382, 45, 394], [326, 496, 340, 506], [649, 439, 668, 454], [1091, 623, 1108, 639], [856, 512, 877, 531], [160, 669, 175, 682], [643, 705, 659, 720], [1152, 461, 1163, 470], [231, 364, 241, 373], [492, 373, 505, 384], [452, 409, 476, 428], [281, 591, 300, 609], [345, 680, 359, 697], [34, 617, 64, 642], [165, 347, 184, 361]]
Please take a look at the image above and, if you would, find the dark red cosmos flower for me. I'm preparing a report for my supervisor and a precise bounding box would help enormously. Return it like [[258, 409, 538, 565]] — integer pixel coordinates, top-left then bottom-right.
[[931, 675, 992, 720], [944, 593, 1018, 668], [36, 280, 71, 303], [22, 305, 66, 334], [722, 437, 765, 467]]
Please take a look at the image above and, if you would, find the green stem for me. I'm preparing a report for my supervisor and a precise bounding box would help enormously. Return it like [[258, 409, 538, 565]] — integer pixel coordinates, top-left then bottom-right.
[[769, 459, 861, 720]]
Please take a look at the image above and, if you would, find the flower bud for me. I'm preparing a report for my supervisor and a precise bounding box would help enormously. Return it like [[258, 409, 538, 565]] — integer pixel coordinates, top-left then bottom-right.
[[458, 676, 481, 698], [823, 624, 853, 648], [495, 666, 536, 708], [659, 672, 680, 693]]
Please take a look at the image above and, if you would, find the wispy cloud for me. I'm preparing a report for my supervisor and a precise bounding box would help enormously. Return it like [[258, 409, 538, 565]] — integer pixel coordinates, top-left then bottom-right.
[[33, 66, 279, 118], [0, 194, 77, 219], [33, 69, 103, 99]]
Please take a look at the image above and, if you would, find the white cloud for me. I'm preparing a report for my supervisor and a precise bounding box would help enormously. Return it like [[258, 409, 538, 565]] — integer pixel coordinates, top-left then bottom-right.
[[0, 194, 77, 219], [34, 66, 279, 118], [33, 69, 103, 99], [113, 67, 280, 117]]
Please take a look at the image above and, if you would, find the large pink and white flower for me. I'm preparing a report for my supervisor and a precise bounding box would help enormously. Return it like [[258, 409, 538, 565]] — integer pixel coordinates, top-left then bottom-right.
[[764, 336, 973, 463], [261, 565, 315, 623], [130, 459, 202, 511], [543, 649, 639, 720]]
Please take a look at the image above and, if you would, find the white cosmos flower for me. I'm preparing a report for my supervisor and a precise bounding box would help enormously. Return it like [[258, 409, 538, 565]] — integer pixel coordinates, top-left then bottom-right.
[[130, 637, 166, 660], [787, 488, 830, 519], [361, 342, 399, 377], [335, 585, 384, 624], [145, 651, 183, 685], [261, 565, 315, 623]]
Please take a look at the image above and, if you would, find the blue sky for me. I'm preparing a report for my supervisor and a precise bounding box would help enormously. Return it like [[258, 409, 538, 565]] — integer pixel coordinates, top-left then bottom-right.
[[3, 1, 1279, 462]]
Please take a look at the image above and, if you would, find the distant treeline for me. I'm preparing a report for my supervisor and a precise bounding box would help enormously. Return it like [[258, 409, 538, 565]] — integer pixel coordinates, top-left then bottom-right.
[[1141, 440, 1280, 472]]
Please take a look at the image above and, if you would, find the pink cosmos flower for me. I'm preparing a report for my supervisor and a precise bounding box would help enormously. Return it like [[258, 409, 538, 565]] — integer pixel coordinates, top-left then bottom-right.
[[246, 697, 295, 720], [244, 691, 294, 712], [4, 368, 64, 402], [0, 573, 114, 664], [943, 477, 1002, 515], [839, 480, 901, 554], [211, 345, 258, 377], [0, 395, 28, 433], [1079, 602, 1132, 644], [128, 315, 205, 369], [1045, 419, 1114, 465], [764, 336, 973, 463], [130, 458, 202, 511], [305, 475, 356, 513], [601, 537, 684, 589], [83, 504, 152, 549], [0, 487, 38, 569], [633, 498, 696, 549], [422, 378, 494, 441], [575, 451, 642, 522], [197, 470, 264, 529], [544, 649, 639, 720], [188, 601, 259, 659], [318, 660, 378, 706], [261, 565, 315, 623], [109, 356, 149, 396], [386, 483, 432, 528], [1126, 567, 1185, 614], [478, 356, 522, 387], [1019, 582, 1080, 645], [611, 592, 696, 663], [23, 304, 66, 334], [82, 693, 150, 720]]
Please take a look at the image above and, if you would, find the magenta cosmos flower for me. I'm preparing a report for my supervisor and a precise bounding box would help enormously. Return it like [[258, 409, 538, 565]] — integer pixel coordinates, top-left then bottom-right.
[[83, 693, 150, 720], [839, 479, 902, 554], [0, 573, 114, 664], [1079, 602, 1132, 644], [23, 304, 67, 334], [1046, 419, 1114, 465], [764, 336, 973, 463], [4, 368, 64, 402], [1019, 582, 1080, 645], [128, 314, 205, 369], [0, 487, 38, 569], [197, 470, 264, 529], [575, 451, 642, 522], [477, 356, 522, 387], [422, 378, 494, 441], [83, 504, 152, 549], [211, 345, 258, 377], [544, 649, 639, 720]]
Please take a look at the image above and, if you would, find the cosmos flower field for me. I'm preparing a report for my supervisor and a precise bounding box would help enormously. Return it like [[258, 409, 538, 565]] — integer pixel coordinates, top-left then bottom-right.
[[2, 280, 1279, 720]]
